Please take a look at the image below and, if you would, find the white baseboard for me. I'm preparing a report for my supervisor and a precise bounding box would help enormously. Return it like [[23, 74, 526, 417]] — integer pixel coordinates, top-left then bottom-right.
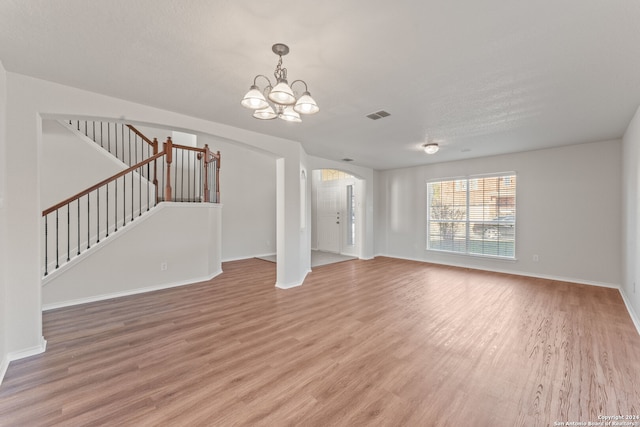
[[275, 269, 309, 289], [222, 253, 276, 263], [619, 288, 640, 336], [275, 281, 303, 289], [0, 355, 9, 386], [8, 336, 47, 361], [374, 253, 621, 289], [43, 270, 223, 311], [0, 337, 47, 386], [374, 253, 640, 335]]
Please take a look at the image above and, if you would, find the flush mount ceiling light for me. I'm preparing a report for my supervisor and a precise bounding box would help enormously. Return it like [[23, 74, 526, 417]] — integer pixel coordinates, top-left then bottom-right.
[[423, 143, 439, 154], [241, 43, 319, 123]]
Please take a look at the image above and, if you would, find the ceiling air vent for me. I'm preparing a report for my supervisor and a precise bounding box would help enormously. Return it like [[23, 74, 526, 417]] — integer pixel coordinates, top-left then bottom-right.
[[366, 110, 391, 120], [341, 158, 354, 162]]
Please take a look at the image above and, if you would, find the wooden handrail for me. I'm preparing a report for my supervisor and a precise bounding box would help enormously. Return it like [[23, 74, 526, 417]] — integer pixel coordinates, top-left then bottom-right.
[[172, 142, 203, 152], [126, 125, 156, 147], [171, 143, 221, 161], [43, 151, 165, 216]]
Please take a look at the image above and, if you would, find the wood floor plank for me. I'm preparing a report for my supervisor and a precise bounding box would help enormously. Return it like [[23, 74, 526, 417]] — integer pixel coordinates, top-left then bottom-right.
[[1, 257, 639, 426]]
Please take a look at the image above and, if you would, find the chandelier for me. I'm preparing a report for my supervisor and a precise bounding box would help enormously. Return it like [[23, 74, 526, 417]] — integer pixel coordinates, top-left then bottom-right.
[[241, 43, 319, 123]]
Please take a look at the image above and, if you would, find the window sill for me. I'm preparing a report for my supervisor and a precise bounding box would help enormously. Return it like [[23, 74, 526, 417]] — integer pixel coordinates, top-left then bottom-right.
[[426, 248, 517, 262]]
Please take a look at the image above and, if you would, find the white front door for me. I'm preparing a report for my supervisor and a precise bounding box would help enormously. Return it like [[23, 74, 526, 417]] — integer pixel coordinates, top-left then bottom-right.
[[317, 184, 341, 253]]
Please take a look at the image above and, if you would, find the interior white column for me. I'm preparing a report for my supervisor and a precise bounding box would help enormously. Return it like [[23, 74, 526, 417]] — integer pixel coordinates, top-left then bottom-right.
[[4, 73, 45, 357], [275, 157, 309, 288]]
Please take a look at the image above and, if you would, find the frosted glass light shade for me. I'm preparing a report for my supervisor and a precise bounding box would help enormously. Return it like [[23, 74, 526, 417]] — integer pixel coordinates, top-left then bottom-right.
[[253, 105, 277, 120], [279, 106, 302, 123], [423, 143, 439, 154], [268, 80, 296, 105], [293, 92, 319, 114], [241, 85, 268, 110]]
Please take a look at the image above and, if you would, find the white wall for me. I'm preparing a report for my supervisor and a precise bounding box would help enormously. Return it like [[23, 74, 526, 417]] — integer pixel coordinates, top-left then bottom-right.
[[41, 120, 127, 207], [0, 61, 9, 383], [123, 124, 169, 146], [198, 134, 277, 261], [172, 131, 196, 147], [622, 105, 640, 328], [376, 140, 622, 287], [42, 203, 222, 308]]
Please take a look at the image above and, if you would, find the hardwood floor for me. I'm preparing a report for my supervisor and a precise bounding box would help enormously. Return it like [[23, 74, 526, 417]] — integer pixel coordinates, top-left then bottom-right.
[[1, 257, 639, 426]]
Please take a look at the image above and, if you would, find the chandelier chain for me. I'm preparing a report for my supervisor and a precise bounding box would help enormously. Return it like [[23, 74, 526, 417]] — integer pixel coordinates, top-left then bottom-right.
[[274, 56, 287, 82]]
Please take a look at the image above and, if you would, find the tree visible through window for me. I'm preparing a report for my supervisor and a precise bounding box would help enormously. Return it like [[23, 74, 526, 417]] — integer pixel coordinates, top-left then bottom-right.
[[427, 174, 516, 258]]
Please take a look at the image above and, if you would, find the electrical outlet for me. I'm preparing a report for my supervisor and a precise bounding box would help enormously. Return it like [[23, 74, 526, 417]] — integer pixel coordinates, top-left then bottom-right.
[[160, 262, 168, 271], [532, 254, 539, 262]]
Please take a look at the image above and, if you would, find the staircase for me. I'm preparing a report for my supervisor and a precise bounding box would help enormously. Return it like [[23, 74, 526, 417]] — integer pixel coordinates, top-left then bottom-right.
[[41, 120, 221, 277]]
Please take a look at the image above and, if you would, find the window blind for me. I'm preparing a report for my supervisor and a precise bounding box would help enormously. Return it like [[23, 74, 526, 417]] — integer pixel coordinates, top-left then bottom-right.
[[427, 173, 516, 258]]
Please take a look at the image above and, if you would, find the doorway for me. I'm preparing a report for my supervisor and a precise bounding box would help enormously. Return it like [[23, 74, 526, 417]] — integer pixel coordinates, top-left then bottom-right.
[[312, 169, 360, 257]]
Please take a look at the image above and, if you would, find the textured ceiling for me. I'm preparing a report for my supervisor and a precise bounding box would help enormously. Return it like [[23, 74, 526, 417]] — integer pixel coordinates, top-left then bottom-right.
[[1, 1, 640, 170]]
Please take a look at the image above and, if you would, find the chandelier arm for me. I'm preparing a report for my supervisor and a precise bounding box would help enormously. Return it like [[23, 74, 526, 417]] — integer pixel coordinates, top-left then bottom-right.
[[290, 80, 309, 95], [253, 74, 273, 88]]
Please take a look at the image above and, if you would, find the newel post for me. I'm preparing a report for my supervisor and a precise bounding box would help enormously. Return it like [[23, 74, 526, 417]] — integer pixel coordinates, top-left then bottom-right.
[[164, 137, 173, 201], [153, 138, 159, 204], [203, 144, 210, 203], [216, 151, 221, 203]]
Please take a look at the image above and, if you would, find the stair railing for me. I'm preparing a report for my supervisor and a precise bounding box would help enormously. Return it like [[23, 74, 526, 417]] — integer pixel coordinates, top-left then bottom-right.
[[65, 120, 220, 200], [160, 137, 221, 203], [67, 120, 160, 181], [42, 151, 163, 276], [42, 135, 221, 277]]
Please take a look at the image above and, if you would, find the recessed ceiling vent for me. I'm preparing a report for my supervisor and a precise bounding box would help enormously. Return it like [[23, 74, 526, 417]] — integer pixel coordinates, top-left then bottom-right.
[[341, 158, 354, 162], [366, 110, 391, 120]]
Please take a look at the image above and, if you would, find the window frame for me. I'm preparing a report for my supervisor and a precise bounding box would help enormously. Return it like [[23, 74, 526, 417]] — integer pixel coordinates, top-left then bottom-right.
[[426, 172, 517, 260]]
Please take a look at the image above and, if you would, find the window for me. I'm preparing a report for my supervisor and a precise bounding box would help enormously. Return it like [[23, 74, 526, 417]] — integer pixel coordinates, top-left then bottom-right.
[[427, 173, 516, 258], [321, 169, 352, 181]]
